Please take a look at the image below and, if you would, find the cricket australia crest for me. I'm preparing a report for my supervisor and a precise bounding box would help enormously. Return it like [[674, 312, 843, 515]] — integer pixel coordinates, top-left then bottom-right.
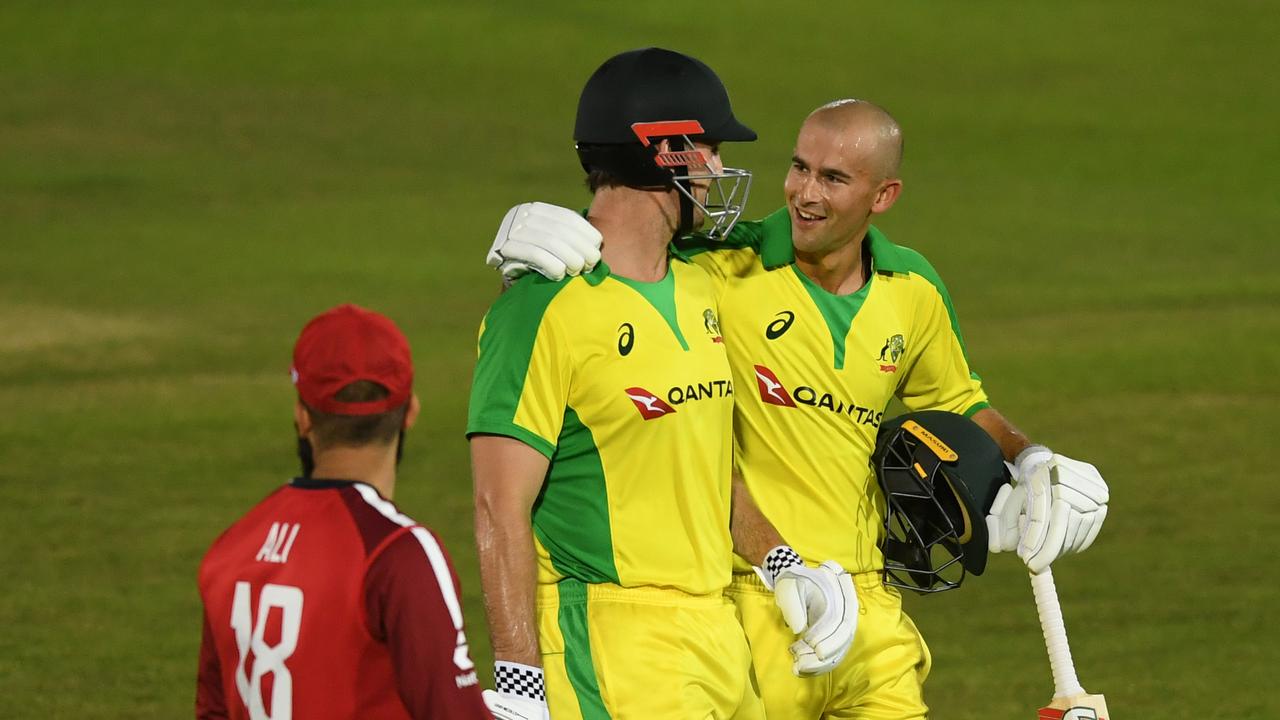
[[703, 308, 723, 343], [878, 333, 905, 372]]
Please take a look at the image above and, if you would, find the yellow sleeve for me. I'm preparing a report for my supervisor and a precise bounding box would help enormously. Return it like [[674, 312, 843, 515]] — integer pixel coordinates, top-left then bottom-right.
[[895, 277, 989, 416]]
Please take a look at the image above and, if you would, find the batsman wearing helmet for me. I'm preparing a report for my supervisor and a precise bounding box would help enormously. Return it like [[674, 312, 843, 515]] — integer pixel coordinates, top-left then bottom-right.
[[488, 99, 1111, 718], [467, 49, 857, 720]]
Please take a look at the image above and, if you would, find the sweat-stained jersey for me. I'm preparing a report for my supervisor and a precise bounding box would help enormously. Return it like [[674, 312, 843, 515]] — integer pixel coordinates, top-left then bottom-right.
[[677, 209, 989, 574], [467, 252, 735, 595], [196, 480, 489, 720]]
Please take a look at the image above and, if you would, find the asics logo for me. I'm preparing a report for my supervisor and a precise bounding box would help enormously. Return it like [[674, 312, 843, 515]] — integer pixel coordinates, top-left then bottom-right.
[[765, 311, 795, 340], [618, 323, 635, 356]]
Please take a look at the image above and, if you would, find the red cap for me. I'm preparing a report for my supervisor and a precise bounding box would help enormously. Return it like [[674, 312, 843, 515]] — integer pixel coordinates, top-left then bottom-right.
[[291, 304, 413, 415]]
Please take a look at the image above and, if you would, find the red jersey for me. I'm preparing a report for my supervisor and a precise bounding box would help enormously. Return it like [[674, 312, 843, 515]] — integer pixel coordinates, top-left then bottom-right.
[[196, 479, 491, 720]]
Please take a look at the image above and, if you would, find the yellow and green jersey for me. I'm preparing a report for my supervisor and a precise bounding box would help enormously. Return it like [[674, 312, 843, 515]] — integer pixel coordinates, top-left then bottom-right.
[[677, 209, 989, 574], [467, 252, 736, 595]]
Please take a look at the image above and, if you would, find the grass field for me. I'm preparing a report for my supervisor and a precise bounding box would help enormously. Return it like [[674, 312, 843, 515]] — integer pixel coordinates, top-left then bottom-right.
[[2, 1, 1278, 717]]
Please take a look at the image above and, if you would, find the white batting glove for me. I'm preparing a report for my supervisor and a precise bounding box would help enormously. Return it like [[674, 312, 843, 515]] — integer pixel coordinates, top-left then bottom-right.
[[788, 635, 853, 677], [986, 446, 1109, 573], [488, 202, 602, 281], [756, 546, 858, 676], [484, 661, 550, 720], [484, 691, 549, 720], [985, 446, 1050, 554]]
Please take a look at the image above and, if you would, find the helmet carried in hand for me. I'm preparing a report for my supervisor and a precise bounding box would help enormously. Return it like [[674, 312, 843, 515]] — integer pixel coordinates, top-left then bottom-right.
[[872, 411, 1008, 594]]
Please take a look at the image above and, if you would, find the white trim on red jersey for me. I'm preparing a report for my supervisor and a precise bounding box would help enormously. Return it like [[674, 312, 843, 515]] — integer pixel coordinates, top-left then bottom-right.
[[353, 483, 464, 631]]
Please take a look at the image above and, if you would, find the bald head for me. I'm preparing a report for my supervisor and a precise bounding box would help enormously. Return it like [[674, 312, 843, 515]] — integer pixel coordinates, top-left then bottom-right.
[[804, 99, 903, 180]]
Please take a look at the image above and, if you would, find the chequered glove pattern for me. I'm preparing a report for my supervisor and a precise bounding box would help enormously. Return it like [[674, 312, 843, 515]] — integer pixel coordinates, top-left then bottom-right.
[[763, 545, 804, 585], [494, 661, 546, 703]]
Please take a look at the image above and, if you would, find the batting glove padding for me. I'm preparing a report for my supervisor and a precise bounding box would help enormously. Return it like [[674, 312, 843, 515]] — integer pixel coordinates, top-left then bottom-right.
[[757, 546, 859, 677], [484, 661, 550, 720], [488, 202, 602, 281], [986, 446, 1110, 574], [986, 446, 1051, 555], [788, 635, 851, 677]]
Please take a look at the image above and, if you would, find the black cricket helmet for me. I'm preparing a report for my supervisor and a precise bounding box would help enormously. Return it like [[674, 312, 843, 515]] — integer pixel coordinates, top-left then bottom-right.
[[872, 410, 1009, 594], [574, 47, 755, 238]]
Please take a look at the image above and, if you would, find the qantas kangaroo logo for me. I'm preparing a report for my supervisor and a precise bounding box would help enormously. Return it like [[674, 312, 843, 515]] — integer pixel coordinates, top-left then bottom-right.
[[753, 365, 797, 407], [625, 387, 677, 420]]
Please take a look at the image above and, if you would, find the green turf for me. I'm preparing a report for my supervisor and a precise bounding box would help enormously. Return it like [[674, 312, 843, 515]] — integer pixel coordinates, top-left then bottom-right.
[[2, 1, 1277, 716]]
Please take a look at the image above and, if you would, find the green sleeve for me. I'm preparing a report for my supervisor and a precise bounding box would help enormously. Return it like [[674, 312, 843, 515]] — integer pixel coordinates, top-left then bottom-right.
[[674, 216, 767, 258], [675, 207, 795, 285], [466, 275, 572, 457]]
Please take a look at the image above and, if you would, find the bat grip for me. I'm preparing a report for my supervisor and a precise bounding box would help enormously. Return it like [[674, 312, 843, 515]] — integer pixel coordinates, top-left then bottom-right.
[[1030, 568, 1086, 698]]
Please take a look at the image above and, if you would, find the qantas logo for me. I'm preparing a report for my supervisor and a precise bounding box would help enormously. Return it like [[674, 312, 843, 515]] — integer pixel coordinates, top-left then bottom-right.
[[754, 365, 797, 407], [752, 364, 883, 426], [625, 380, 733, 419], [626, 387, 677, 420]]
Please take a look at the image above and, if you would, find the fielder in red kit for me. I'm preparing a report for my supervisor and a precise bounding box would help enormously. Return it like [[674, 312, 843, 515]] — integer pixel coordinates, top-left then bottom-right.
[[195, 304, 492, 720]]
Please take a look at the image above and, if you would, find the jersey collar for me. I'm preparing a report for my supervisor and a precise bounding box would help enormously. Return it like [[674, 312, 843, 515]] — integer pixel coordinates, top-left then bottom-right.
[[290, 478, 396, 502], [864, 226, 910, 273], [758, 208, 797, 269], [758, 208, 908, 274], [291, 477, 358, 489]]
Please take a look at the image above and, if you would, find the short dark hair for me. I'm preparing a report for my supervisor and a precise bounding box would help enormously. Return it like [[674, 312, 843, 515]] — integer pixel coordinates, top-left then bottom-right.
[[305, 380, 408, 449], [585, 167, 627, 193]]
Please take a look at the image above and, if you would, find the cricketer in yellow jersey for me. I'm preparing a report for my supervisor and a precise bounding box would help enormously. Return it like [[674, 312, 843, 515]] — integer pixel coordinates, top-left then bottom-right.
[[489, 99, 1111, 719], [470, 50, 857, 720]]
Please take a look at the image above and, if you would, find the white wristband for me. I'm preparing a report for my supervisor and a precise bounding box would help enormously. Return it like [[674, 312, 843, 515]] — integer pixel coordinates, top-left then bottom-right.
[[1014, 444, 1053, 482]]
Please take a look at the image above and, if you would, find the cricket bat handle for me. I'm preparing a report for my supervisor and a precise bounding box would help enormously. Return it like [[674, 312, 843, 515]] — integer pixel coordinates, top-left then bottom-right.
[[1030, 568, 1086, 698]]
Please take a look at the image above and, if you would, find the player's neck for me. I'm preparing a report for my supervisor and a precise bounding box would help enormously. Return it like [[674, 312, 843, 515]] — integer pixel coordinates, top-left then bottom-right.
[[587, 187, 676, 282], [309, 444, 399, 501], [795, 232, 867, 295]]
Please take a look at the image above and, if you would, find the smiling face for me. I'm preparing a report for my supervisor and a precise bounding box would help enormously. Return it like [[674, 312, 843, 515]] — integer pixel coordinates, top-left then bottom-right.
[[784, 102, 903, 258]]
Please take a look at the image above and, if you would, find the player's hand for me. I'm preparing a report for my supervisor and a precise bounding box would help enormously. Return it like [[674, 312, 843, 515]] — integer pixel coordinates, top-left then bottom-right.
[[986, 447, 1109, 573], [985, 447, 1049, 555], [788, 635, 851, 677], [757, 546, 858, 676], [985, 478, 1027, 554], [485, 661, 551, 720], [483, 690, 550, 720], [1018, 453, 1109, 573], [488, 202, 602, 281]]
